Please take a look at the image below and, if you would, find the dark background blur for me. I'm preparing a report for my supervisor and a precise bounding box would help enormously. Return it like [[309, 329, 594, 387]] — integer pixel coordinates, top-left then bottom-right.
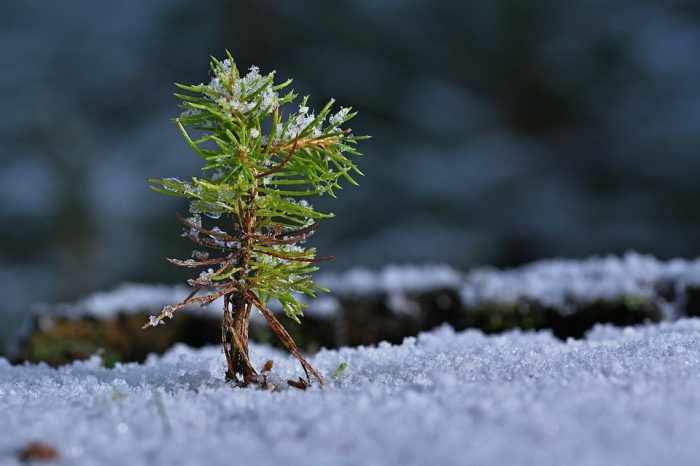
[[1, 0, 700, 347]]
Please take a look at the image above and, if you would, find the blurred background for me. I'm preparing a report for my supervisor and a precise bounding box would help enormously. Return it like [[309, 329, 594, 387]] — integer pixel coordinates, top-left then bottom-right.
[[1, 0, 700, 348]]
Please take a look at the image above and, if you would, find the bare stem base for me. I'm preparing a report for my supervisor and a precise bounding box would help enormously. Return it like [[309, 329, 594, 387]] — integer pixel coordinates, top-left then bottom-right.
[[222, 291, 324, 388], [223, 293, 257, 385]]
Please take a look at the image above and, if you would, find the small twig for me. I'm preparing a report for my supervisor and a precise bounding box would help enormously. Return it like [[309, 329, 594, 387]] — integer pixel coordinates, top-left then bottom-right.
[[177, 213, 241, 242], [254, 248, 335, 263], [143, 285, 238, 328], [262, 135, 340, 157], [167, 256, 228, 267], [287, 377, 309, 390], [251, 228, 317, 246], [256, 139, 299, 179], [183, 232, 239, 251], [273, 221, 319, 240]]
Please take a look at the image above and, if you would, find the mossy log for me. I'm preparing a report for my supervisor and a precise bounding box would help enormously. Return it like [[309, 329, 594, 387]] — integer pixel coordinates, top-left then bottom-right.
[[11, 288, 671, 367]]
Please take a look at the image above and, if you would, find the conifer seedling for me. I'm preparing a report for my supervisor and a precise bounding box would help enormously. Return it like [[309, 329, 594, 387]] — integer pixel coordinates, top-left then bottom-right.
[[144, 52, 366, 387]]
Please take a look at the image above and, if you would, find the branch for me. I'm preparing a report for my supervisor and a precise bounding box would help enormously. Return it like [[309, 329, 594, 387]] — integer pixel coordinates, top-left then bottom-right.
[[254, 248, 335, 263], [256, 139, 299, 179], [177, 213, 240, 242], [251, 228, 317, 246], [274, 221, 319, 240], [142, 287, 200, 328], [143, 284, 239, 328], [184, 232, 240, 251], [263, 135, 340, 156], [167, 256, 229, 268], [246, 291, 324, 385]]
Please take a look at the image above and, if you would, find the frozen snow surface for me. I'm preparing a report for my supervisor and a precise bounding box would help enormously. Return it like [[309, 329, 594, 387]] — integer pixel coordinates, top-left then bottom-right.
[[2, 319, 700, 466], [461, 252, 700, 317], [52, 252, 700, 321]]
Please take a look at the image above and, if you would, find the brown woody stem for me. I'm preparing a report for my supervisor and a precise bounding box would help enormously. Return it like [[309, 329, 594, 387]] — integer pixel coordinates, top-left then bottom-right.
[[246, 291, 324, 385]]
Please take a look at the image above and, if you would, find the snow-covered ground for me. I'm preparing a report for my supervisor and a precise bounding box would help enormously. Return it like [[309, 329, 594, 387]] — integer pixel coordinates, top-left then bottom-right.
[[2, 319, 700, 466], [44, 252, 700, 323]]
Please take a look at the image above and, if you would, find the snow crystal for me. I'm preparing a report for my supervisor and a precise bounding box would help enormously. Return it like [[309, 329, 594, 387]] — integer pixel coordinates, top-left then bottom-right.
[[161, 306, 174, 319], [186, 214, 202, 228], [329, 106, 350, 125], [198, 269, 215, 282], [268, 107, 325, 142], [161, 177, 183, 192], [179, 107, 202, 118], [208, 227, 231, 247], [2, 319, 700, 465], [205, 62, 278, 117], [147, 315, 163, 326], [192, 251, 209, 260]]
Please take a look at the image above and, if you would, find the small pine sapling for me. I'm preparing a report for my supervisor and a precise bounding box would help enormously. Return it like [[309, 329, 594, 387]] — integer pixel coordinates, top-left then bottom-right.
[[144, 52, 366, 387]]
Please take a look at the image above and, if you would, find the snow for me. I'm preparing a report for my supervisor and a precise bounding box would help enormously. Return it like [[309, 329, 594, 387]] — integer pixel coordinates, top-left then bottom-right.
[[49, 283, 211, 320], [45, 264, 465, 321], [2, 319, 700, 465], [317, 263, 463, 295], [43, 253, 700, 324], [329, 107, 350, 126], [460, 252, 700, 318]]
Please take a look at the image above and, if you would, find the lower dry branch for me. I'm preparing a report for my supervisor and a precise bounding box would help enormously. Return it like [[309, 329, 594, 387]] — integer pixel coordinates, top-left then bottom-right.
[[143, 285, 238, 329]]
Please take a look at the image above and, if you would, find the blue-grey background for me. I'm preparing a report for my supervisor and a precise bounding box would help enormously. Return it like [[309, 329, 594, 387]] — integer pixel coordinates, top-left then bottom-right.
[[1, 1, 700, 348]]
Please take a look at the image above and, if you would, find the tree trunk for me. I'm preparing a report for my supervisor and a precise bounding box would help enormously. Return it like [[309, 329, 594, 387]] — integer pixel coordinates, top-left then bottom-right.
[[223, 292, 256, 385]]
